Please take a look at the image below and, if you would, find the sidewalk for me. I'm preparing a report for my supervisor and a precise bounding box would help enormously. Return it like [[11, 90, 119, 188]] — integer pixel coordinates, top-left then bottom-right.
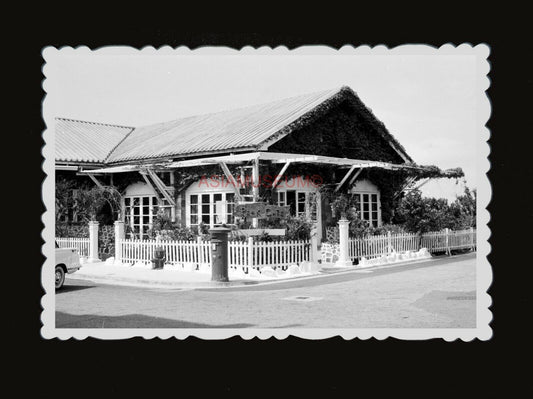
[[66, 261, 317, 289], [66, 253, 441, 290]]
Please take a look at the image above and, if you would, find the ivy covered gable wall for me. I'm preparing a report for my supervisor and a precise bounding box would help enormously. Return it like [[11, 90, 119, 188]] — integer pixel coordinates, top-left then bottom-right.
[[267, 98, 405, 164], [265, 98, 412, 227]]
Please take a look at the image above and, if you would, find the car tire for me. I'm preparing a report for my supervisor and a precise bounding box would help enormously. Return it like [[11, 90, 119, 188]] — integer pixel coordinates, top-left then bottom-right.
[[55, 266, 65, 289]]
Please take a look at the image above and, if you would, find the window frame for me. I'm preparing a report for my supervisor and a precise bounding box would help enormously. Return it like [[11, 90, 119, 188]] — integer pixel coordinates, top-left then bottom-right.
[[186, 191, 236, 229], [123, 194, 158, 240], [351, 191, 381, 227], [276, 189, 319, 221]]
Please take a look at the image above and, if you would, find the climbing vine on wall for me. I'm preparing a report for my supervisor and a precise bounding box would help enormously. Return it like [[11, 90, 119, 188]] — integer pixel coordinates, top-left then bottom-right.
[[269, 97, 406, 163]]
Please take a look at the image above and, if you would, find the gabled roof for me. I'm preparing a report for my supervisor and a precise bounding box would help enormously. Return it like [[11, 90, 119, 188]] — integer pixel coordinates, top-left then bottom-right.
[[106, 87, 345, 163], [56, 86, 413, 165], [55, 118, 134, 164]]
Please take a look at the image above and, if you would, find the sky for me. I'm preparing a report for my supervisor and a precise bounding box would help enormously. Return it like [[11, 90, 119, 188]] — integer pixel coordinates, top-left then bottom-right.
[[49, 52, 479, 201]]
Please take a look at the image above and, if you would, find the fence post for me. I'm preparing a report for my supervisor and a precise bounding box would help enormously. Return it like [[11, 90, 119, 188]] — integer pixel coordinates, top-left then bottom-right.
[[310, 224, 319, 264], [88, 220, 100, 263], [387, 231, 392, 254], [470, 227, 474, 250], [335, 219, 352, 267], [247, 237, 254, 270], [445, 228, 451, 256], [114, 220, 124, 263], [197, 236, 204, 265]]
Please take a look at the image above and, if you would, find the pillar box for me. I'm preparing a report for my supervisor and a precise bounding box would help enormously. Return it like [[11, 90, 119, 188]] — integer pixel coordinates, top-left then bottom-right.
[[88, 220, 100, 263], [209, 227, 231, 282], [335, 219, 352, 267]]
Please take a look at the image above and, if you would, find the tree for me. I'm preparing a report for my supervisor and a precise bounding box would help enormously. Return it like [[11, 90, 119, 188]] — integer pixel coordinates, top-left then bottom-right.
[[55, 180, 122, 224], [55, 177, 76, 223], [448, 187, 476, 229], [74, 185, 122, 222], [394, 189, 452, 233], [394, 187, 477, 234]]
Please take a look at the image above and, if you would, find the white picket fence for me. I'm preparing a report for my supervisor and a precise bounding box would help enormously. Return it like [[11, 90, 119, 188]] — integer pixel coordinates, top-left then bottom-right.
[[421, 228, 477, 252], [348, 228, 476, 261], [229, 239, 310, 271], [55, 237, 91, 257], [117, 237, 310, 272], [118, 238, 212, 266]]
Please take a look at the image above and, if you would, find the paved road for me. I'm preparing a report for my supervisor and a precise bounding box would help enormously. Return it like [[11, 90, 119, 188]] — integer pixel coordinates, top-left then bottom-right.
[[56, 253, 476, 329]]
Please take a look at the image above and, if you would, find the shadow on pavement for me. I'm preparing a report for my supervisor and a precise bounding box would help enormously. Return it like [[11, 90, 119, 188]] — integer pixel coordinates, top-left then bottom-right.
[[55, 311, 255, 329], [56, 284, 95, 294], [411, 290, 476, 328]]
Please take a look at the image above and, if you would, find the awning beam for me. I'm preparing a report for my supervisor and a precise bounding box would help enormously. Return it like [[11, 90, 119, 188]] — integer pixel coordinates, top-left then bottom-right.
[[412, 178, 431, 191], [347, 168, 363, 187], [146, 168, 176, 207], [334, 165, 357, 193], [139, 171, 163, 203], [87, 174, 104, 189], [82, 151, 431, 175], [218, 162, 244, 202], [271, 162, 291, 189]]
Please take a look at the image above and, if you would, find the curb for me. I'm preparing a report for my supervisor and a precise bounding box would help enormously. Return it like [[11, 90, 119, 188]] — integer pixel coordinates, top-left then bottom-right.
[[66, 272, 262, 289], [66, 253, 470, 290]]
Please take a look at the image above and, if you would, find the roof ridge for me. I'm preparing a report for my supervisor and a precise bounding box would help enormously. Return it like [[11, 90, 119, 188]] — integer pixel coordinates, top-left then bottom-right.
[[135, 86, 346, 129], [55, 117, 134, 130], [104, 127, 137, 163]]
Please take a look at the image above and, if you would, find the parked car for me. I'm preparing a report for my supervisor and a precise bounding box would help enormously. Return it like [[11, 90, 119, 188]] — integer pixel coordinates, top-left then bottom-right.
[[55, 241, 81, 289]]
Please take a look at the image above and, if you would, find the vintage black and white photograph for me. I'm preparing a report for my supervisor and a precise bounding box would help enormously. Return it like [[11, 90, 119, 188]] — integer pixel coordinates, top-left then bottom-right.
[[41, 44, 491, 339]]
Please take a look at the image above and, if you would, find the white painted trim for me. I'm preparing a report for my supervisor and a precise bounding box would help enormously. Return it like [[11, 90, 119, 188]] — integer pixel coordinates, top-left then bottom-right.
[[185, 190, 236, 229], [349, 179, 382, 227]]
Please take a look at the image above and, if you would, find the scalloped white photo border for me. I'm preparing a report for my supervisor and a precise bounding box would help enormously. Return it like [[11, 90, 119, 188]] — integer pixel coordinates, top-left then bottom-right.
[[41, 44, 492, 340]]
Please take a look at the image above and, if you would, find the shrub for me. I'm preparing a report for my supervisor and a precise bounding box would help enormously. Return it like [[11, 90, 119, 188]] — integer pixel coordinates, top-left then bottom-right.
[[448, 187, 476, 229], [261, 215, 314, 241], [151, 227, 197, 241], [146, 206, 199, 241], [55, 178, 122, 224], [55, 223, 89, 238], [282, 216, 314, 241], [232, 215, 315, 241], [371, 223, 407, 235], [393, 188, 476, 234], [330, 193, 356, 220]]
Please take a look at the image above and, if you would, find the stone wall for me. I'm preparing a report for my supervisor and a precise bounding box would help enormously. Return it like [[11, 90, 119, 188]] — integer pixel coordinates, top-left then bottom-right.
[[321, 242, 340, 264], [98, 225, 115, 261]]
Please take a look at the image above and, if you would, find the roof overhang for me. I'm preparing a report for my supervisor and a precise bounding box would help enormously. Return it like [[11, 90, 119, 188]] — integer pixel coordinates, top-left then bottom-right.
[[56, 162, 106, 171], [83, 151, 425, 174]]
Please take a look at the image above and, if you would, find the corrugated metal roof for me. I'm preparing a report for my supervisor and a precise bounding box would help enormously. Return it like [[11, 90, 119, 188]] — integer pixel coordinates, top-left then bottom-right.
[[106, 87, 342, 163], [55, 118, 134, 163], [56, 86, 413, 166]]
